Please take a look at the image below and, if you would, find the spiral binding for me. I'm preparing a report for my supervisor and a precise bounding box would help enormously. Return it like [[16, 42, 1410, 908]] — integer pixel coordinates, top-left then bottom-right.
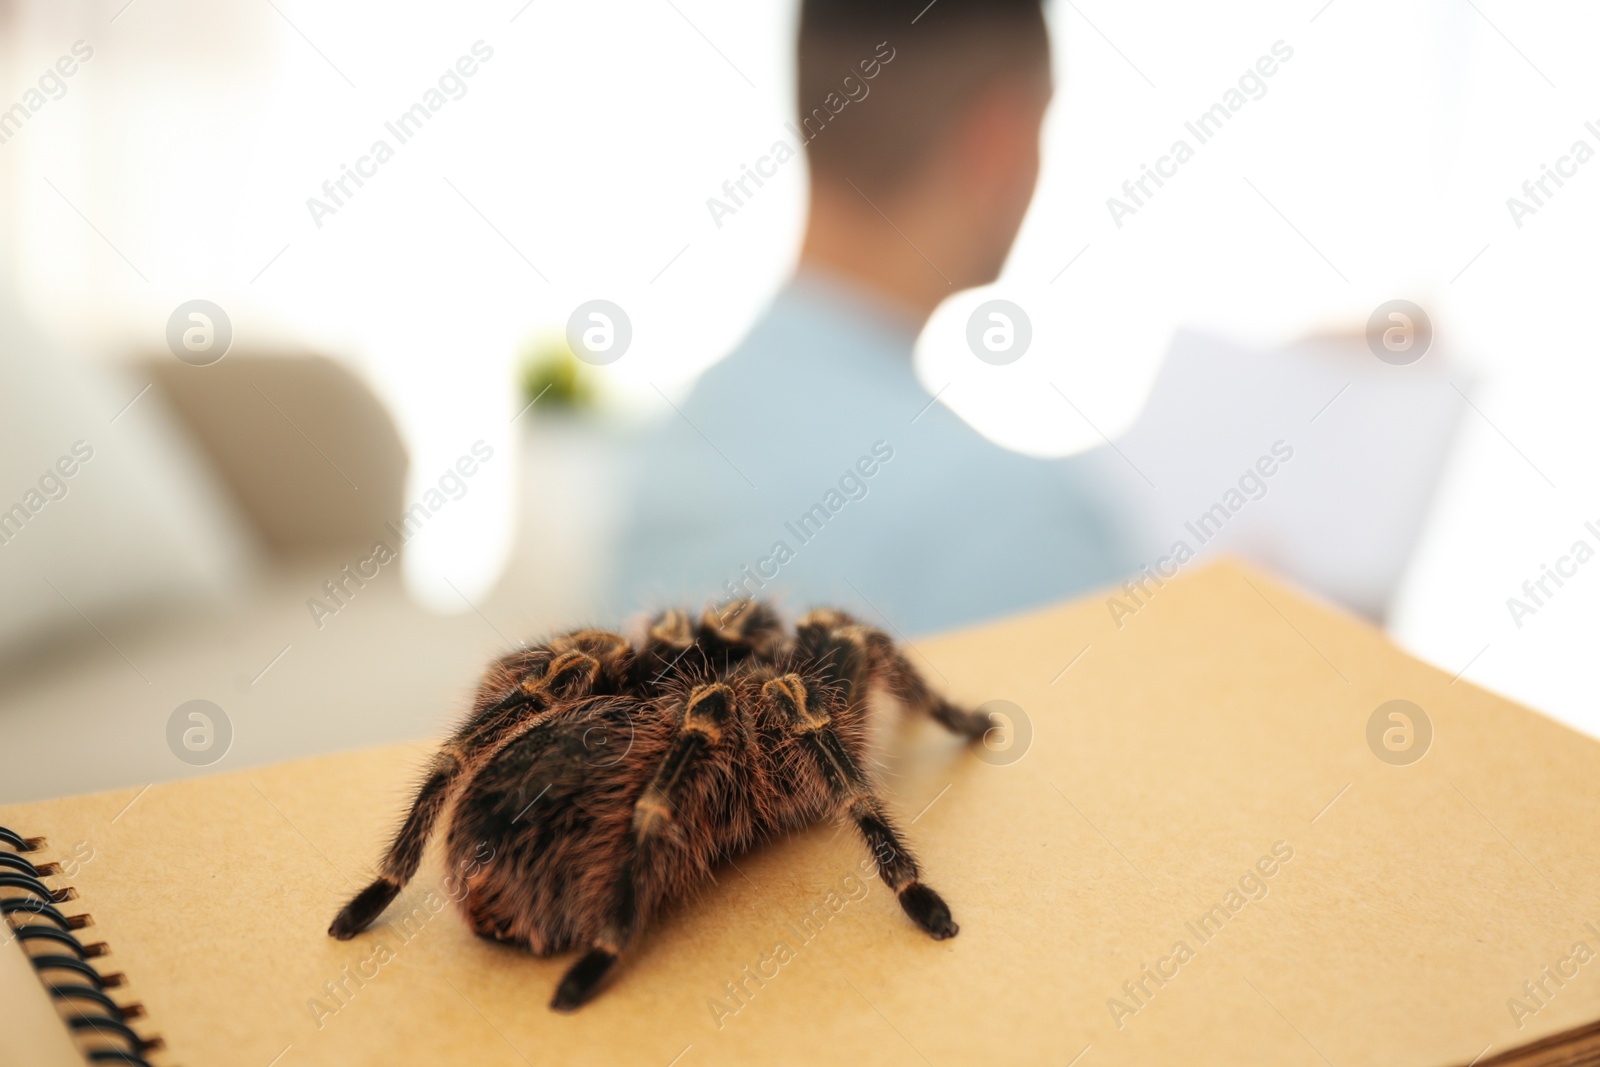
[[1, 824, 160, 1066]]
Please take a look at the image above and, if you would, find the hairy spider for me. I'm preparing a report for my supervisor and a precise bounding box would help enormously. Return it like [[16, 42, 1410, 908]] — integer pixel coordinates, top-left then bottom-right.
[[328, 601, 992, 1011]]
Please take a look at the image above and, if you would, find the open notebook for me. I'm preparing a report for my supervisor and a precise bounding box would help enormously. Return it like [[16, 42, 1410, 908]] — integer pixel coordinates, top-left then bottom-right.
[[4, 560, 1598, 1066]]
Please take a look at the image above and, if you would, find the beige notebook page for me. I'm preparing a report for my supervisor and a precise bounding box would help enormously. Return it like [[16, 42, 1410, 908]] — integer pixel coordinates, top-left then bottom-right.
[[4, 559, 1598, 1067]]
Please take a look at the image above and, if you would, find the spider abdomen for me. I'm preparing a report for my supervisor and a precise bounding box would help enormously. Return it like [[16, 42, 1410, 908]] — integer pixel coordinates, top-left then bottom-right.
[[444, 695, 787, 955]]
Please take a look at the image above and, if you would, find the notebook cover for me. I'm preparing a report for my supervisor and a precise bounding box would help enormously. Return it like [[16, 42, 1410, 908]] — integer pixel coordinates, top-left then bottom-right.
[[3, 560, 1597, 1066], [0, 914, 83, 1067]]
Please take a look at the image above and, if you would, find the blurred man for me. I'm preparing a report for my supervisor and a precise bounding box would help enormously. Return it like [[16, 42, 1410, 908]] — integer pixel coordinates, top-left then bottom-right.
[[613, 0, 1136, 633]]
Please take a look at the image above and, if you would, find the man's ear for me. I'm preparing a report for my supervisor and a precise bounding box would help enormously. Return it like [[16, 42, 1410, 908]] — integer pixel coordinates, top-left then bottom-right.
[[953, 77, 1049, 206]]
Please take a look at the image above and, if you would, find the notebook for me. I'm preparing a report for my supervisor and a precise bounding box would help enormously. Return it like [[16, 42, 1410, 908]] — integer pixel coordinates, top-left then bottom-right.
[[1084, 328, 1469, 622], [4, 560, 1598, 1066]]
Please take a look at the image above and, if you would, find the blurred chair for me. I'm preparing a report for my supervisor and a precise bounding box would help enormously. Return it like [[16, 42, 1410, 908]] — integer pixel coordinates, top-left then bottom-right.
[[142, 354, 408, 558], [0, 285, 255, 655]]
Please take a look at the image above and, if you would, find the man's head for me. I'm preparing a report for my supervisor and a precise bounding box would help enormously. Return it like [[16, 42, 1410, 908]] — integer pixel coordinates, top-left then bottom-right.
[[797, 0, 1052, 313]]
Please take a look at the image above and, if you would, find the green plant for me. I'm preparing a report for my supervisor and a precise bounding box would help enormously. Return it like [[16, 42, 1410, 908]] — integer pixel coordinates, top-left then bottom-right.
[[518, 337, 597, 413]]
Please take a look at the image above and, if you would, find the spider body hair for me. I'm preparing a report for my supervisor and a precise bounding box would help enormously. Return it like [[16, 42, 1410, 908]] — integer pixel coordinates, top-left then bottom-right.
[[329, 601, 992, 1010]]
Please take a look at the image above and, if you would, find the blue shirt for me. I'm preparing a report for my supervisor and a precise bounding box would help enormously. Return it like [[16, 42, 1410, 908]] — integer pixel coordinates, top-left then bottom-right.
[[610, 271, 1138, 635]]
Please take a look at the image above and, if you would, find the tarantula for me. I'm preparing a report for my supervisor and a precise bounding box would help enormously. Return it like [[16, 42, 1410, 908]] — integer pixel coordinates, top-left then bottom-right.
[[328, 600, 993, 1011]]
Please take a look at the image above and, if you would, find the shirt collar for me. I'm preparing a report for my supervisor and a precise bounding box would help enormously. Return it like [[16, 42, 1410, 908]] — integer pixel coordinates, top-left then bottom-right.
[[773, 266, 925, 360]]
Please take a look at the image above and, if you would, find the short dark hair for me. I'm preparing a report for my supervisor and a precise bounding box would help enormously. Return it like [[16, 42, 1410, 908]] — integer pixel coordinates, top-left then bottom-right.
[[797, 0, 1050, 195]]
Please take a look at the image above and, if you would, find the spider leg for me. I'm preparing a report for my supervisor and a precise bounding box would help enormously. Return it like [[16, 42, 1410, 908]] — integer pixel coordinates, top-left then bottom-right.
[[328, 747, 459, 938], [802, 614, 991, 742], [550, 681, 736, 1011], [870, 633, 992, 741], [627, 609, 697, 691], [763, 672, 958, 940], [329, 650, 604, 940], [696, 600, 787, 669]]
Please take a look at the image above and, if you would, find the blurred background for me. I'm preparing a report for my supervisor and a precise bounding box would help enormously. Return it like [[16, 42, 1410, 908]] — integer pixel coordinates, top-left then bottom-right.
[[1, 0, 1596, 801]]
